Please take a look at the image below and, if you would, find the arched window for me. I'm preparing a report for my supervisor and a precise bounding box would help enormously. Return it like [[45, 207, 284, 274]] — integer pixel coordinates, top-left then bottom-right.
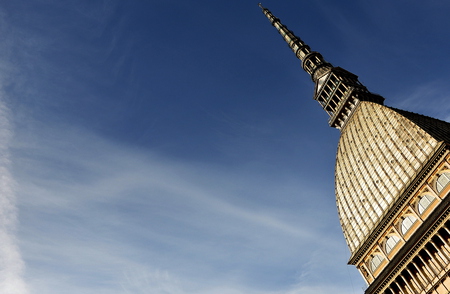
[[370, 254, 385, 272], [418, 195, 436, 215], [401, 215, 417, 235], [385, 235, 400, 254], [436, 172, 450, 193]]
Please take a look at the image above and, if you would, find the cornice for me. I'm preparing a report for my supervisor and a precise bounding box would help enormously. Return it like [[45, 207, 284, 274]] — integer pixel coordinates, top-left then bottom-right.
[[365, 193, 450, 294], [349, 143, 448, 264]]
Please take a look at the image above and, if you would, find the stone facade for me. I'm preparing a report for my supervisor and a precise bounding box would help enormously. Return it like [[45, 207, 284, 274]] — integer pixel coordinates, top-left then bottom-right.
[[259, 4, 450, 293]]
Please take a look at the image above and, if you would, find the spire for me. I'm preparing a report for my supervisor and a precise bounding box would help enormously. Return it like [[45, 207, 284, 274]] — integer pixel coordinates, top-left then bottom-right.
[[259, 4, 384, 129], [258, 4, 332, 82]]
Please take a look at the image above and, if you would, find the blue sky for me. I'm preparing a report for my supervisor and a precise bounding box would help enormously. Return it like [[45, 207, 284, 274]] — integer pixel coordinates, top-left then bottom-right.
[[1, 1, 450, 293]]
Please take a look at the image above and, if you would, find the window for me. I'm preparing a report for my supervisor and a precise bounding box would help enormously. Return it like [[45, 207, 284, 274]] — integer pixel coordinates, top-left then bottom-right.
[[385, 235, 400, 254], [436, 172, 450, 193], [418, 195, 436, 215], [401, 215, 417, 235], [370, 254, 385, 272], [316, 74, 329, 94], [304, 60, 312, 70]]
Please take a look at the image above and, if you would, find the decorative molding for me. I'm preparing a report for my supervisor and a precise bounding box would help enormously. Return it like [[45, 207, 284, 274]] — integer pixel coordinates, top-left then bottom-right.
[[365, 194, 450, 293], [349, 143, 448, 265]]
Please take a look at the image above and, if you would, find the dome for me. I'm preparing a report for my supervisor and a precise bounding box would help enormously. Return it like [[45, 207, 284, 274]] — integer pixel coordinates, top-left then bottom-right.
[[335, 102, 439, 253]]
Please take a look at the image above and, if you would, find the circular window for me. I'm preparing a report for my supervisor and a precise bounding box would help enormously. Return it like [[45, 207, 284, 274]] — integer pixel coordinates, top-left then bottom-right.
[[400, 215, 417, 235], [436, 172, 450, 193], [418, 195, 436, 215], [385, 235, 400, 254]]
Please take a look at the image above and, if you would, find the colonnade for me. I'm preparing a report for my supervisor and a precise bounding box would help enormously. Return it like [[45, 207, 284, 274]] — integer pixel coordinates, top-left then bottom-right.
[[383, 221, 450, 294]]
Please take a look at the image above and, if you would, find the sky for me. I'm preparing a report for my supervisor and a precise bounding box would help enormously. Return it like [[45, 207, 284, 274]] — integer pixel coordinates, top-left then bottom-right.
[[1, 1, 450, 294]]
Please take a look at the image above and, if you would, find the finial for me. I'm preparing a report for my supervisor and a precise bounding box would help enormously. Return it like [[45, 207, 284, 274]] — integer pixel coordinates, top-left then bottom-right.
[[258, 3, 264, 9]]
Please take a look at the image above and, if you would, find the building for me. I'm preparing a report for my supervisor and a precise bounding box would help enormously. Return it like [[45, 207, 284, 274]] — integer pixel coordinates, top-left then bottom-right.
[[259, 4, 450, 294]]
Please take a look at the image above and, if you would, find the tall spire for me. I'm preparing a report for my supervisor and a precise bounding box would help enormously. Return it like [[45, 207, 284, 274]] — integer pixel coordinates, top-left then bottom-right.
[[258, 3, 332, 82], [259, 4, 384, 129]]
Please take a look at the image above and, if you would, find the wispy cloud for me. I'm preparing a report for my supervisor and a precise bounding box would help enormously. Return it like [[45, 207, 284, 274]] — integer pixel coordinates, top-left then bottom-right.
[[0, 2, 366, 293], [0, 97, 28, 294], [392, 79, 450, 122], [11, 122, 360, 294]]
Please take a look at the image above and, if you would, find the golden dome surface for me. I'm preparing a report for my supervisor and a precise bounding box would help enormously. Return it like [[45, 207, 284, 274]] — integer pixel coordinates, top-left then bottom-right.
[[335, 101, 439, 253]]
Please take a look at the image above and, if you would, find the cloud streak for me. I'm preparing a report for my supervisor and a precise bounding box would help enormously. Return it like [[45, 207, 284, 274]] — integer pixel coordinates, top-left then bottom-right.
[[391, 80, 450, 122], [0, 2, 370, 293], [11, 121, 359, 294], [0, 98, 28, 294]]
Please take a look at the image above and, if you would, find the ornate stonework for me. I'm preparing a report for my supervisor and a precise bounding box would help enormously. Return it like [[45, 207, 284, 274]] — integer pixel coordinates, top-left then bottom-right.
[[336, 102, 440, 253], [259, 4, 450, 293]]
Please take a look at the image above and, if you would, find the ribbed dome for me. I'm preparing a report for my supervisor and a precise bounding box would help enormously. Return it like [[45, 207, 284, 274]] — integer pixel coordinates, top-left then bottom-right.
[[335, 102, 439, 253]]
